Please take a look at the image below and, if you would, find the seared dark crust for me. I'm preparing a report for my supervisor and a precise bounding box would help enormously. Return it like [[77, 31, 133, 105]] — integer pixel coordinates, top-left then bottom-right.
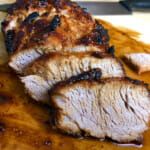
[[107, 46, 115, 55], [2, 0, 109, 53], [66, 68, 102, 83], [122, 56, 139, 73], [78, 23, 109, 47], [49, 68, 101, 96], [4, 30, 16, 53], [50, 77, 149, 98]]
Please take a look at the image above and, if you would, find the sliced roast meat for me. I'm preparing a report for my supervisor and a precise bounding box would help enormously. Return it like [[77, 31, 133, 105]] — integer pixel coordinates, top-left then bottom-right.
[[124, 53, 150, 74], [21, 75, 50, 103], [9, 48, 43, 74], [21, 52, 125, 102], [21, 68, 102, 103], [9, 43, 108, 74], [24, 52, 124, 78], [2, 0, 109, 73], [50, 77, 150, 144]]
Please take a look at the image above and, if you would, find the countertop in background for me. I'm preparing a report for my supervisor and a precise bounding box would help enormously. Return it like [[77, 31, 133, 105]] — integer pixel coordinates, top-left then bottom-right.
[[96, 13, 150, 44]]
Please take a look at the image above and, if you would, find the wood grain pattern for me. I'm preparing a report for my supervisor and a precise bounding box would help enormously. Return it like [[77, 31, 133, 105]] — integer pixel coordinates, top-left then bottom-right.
[[0, 13, 150, 150]]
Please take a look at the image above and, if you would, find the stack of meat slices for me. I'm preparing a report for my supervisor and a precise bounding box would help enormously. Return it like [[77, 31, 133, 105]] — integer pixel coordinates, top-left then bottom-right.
[[2, 0, 150, 145]]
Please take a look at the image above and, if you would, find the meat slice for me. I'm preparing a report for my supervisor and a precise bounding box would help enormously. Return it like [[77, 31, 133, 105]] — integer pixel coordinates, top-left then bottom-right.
[[21, 68, 102, 103], [2, 0, 109, 73], [50, 77, 150, 144], [21, 52, 125, 103], [124, 53, 150, 74]]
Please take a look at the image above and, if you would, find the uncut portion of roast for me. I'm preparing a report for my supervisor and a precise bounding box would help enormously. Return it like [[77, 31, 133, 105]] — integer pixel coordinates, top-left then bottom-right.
[[21, 52, 125, 103], [50, 77, 150, 143], [2, 0, 109, 73]]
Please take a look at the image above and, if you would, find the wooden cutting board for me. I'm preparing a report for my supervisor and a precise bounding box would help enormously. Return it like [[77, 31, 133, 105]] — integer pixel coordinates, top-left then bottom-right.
[[0, 4, 150, 150]]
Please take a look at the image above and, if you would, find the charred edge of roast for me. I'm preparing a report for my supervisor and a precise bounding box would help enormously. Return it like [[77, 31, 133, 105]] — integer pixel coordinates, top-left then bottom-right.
[[5, 29, 16, 53], [67, 68, 102, 83], [30, 15, 61, 42], [91, 51, 112, 58], [107, 46, 115, 55], [122, 56, 139, 73], [23, 12, 39, 25], [21, 13, 54, 33], [98, 77, 149, 88], [79, 22, 109, 46], [50, 77, 149, 99], [94, 22, 110, 43], [49, 68, 102, 95], [5, 29, 25, 53], [48, 15, 61, 31], [124, 77, 149, 86]]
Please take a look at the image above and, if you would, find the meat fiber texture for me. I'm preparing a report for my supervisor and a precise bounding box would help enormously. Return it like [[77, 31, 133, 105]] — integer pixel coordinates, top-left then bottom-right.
[[2, 0, 110, 73], [21, 52, 125, 103], [50, 77, 150, 144]]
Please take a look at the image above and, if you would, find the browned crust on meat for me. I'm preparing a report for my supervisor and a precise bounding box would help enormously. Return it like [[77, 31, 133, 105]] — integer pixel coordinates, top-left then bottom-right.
[[122, 56, 140, 73], [2, 0, 109, 54], [50, 77, 150, 104]]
